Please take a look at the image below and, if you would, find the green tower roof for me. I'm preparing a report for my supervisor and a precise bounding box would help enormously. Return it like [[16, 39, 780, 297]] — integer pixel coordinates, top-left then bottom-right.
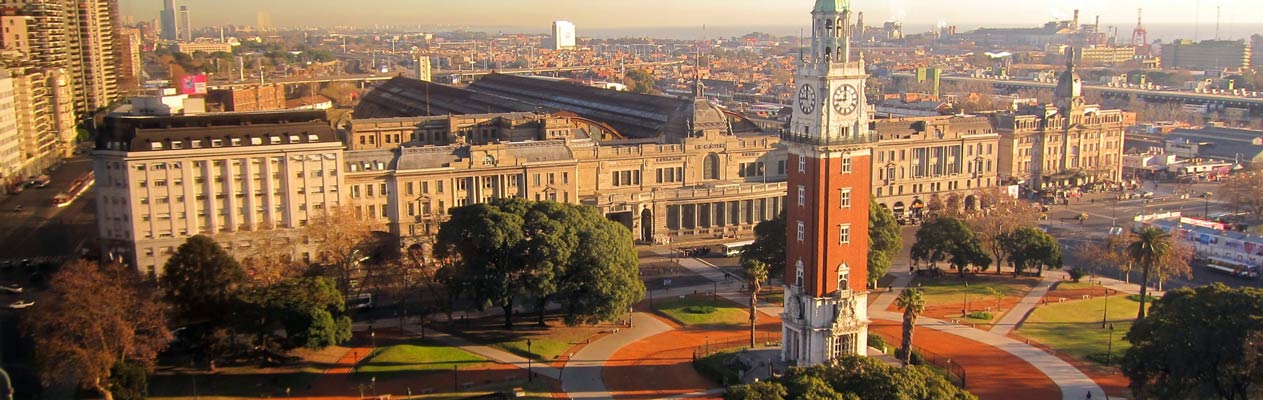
[[814, 0, 849, 13]]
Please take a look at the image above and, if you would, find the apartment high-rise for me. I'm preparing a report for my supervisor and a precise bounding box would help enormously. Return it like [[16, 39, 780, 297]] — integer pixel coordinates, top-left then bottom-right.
[[255, 10, 271, 32], [177, 5, 188, 41], [551, 20, 575, 50], [159, 0, 176, 40], [116, 26, 140, 90], [0, 13, 32, 54], [0, 70, 19, 192], [67, 0, 120, 114]]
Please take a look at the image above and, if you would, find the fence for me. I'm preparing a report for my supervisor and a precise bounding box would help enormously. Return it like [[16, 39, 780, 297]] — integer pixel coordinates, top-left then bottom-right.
[[692, 333, 780, 359], [913, 345, 968, 389]]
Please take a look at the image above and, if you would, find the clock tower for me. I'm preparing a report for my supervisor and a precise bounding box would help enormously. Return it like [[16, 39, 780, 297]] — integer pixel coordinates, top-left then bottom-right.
[[781, 0, 876, 366]]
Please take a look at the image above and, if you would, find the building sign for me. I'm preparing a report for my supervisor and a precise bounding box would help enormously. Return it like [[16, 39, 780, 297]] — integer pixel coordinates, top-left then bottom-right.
[[180, 74, 207, 95]]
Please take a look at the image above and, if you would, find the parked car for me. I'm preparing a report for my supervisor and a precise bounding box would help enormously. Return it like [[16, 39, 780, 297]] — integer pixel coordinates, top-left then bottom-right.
[[0, 285, 22, 294], [8, 300, 33, 309]]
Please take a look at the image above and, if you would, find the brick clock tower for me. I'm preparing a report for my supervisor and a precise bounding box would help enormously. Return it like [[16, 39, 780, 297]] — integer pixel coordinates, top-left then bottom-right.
[[781, 0, 876, 366]]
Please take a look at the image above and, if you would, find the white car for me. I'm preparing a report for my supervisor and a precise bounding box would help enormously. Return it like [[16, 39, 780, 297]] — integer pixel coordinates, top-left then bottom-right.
[[0, 285, 22, 294], [8, 300, 33, 309]]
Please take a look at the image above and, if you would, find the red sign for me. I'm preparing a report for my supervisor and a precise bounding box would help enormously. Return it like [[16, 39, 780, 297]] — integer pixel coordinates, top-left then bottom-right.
[[180, 74, 207, 95]]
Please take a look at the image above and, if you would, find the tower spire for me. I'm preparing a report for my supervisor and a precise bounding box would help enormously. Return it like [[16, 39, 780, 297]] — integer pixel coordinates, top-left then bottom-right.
[[694, 47, 705, 98]]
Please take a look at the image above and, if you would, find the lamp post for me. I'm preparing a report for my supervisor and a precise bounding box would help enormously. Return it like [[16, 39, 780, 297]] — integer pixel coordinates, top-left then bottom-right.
[[962, 280, 969, 317], [526, 339, 533, 382], [1101, 288, 1111, 328], [705, 336, 710, 356], [370, 376, 377, 398], [1106, 324, 1116, 365], [1203, 192, 1213, 218], [371, 330, 376, 348]]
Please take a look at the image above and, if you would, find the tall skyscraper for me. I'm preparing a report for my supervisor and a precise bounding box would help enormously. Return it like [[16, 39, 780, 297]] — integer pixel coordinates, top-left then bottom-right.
[[551, 20, 575, 50], [781, 0, 876, 367], [256, 10, 271, 32], [67, 0, 120, 114], [159, 0, 176, 40], [177, 5, 189, 41]]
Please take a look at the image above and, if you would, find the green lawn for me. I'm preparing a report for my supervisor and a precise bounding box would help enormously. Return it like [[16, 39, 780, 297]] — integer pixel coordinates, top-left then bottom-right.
[[357, 341, 488, 374], [149, 365, 323, 399], [1054, 280, 1097, 291], [1018, 296, 1140, 365], [654, 296, 750, 328], [761, 290, 784, 305], [496, 337, 573, 362], [912, 275, 1039, 308]]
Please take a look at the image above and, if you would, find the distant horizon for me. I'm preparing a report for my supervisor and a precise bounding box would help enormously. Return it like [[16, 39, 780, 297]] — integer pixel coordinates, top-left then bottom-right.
[[120, 0, 1263, 35]]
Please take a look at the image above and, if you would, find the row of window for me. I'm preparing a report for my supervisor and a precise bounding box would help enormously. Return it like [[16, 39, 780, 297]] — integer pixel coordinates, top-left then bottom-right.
[[794, 220, 851, 244], [795, 186, 852, 209]]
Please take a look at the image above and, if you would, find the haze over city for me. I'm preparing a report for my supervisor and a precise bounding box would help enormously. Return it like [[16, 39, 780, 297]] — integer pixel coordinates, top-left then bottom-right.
[[120, 0, 1263, 33]]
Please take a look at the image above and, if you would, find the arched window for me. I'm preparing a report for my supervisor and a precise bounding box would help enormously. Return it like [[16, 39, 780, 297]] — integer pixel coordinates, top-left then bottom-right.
[[703, 153, 720, 180], [795, 260, 805, 288], [837, 263, 850, 293]]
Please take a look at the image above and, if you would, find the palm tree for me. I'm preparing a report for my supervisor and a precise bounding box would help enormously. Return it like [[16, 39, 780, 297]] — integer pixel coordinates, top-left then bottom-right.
[[895, 288, 925, 365], [1127, 227, 1172, 320], [742, 259, 769, 347]]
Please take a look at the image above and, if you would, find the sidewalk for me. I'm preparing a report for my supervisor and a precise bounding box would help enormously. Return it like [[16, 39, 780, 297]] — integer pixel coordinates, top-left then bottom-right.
[[874, 269, 1105, 400], [561, 311, 673, 400], [991, 273, 1061, 336]]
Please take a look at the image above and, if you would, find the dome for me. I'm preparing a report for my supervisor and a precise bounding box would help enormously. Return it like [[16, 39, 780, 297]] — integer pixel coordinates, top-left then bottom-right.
[[814, 0, 849, 13]]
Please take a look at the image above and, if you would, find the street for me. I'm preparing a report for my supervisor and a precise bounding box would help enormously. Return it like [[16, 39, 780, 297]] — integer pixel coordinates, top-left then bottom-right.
[[0, 157, 97, 263]]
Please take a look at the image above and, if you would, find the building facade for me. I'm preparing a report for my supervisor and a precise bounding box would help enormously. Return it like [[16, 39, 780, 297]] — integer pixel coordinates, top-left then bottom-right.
[[67, 0, 120, 114], [159, 0, 176, 41], [990, 59, 1125, 191], [0, 70, 18, 187], [781, 0, 873, 367], [871, 115, 999, 218], [93, 111, 346, 276], [1163, 39, 1251, 71], [551, 20, 575, 50]]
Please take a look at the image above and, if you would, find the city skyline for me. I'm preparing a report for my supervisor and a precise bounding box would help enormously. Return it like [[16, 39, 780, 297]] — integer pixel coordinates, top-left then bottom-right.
[[120, 0, 1262, 32]]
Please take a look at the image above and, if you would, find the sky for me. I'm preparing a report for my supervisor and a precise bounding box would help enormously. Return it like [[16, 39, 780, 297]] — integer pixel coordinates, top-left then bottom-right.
[[119, 0, 1263, 33]]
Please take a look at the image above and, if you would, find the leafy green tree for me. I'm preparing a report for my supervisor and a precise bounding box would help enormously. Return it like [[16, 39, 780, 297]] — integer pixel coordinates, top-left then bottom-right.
[[240, 276, 352, 350], [726, 356, 976, 400], [435, 201, 527, 328], [1128, 227, 1173, 320], [1002, 227, 1062, 276], [743, 259, 769, 347], [725, 380, 787, 400], [22, 261, 171, 400], [435, 199, 644, 328], [911, 217, 992, 277], [868, 199, 902, 285], [162, 235, 247, 358], [895, 288, 926, 365], [742, 211, 786, 279], [1122, 284, 1263, 400]]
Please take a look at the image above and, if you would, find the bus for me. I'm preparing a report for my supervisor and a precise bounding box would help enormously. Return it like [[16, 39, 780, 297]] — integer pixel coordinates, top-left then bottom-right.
[[1205, 256, 1260, 279], [346, 293, 373, 310], [720, 240, 755, 257]]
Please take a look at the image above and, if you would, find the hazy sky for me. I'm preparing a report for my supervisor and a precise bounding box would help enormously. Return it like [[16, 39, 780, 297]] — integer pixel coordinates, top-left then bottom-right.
[[119, 0, 1262, 31]]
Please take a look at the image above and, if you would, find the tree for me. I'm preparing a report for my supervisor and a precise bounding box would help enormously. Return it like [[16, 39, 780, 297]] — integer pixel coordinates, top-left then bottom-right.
[[1002, 227, 1062, 276], [967, 188, 1039, 275], [743, 259, 769, 347], [162, 235, 247, 359], [305, 205, 376, 293], [109, 362, 148, 400], [911, 217, 992, 277], [1127, 227, 1173, 320], [1122, 284, 1263, 400], [1224, 169, 1263, 221], [895, 288, 925, 365], [742, 211, 786, 279], [435, 201, 527, 329], [725, 356, 976, 400], [1080, 231, 1134, 283], [240, 276, 352, 350], [868, 200, 902, 286], [22, 261, 171, 400], [435, 199, 644, 329], [624, 69, 656, 94]]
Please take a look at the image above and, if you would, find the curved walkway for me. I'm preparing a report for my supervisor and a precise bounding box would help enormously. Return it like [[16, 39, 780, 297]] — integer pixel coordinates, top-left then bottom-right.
[[873, 272, 1105, 400], [561, 312, 673, 399]]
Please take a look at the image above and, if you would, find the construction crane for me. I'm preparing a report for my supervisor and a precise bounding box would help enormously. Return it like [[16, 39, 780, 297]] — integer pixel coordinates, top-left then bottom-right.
[[1131, 8, 1150, 57]]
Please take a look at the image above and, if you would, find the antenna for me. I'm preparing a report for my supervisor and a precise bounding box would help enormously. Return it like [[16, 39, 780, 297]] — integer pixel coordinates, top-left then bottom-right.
[[799, 28, 804, 63], [1215, 6, 1221, 40]]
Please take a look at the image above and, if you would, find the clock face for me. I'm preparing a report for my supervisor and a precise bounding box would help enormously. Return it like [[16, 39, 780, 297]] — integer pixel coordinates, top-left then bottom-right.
[[798, 84, 817, 115], [833, 84, 860, 115]]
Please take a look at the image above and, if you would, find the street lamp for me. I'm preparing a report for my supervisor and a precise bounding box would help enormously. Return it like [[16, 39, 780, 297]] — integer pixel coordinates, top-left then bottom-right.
[[1106, 324, 1116, 365], [705, 336, 710, 356], [1203, 192, 1214, 218], [526, 339, 533, 382], [962, 280, 969, 317], [1102, 288, 1111, 328]]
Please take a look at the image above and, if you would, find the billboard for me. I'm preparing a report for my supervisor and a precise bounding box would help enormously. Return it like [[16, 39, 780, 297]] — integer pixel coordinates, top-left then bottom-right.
[[180, 74, 208, 95]]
